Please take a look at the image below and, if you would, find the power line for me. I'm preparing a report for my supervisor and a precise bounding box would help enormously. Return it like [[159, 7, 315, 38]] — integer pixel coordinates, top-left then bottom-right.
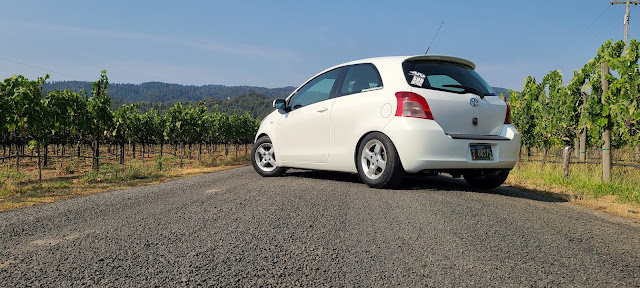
[[571, 10, 622, 50], [590, 16, 624, 44], [583, 4, 612, 36], [569, 4, 614, 48], [0, 57, 81, 80]]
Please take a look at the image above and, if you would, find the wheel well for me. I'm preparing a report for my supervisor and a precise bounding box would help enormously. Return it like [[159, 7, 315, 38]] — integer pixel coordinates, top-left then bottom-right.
[[354, 131, 384, 168], [255, 133, 269, 143], [353, 131, 405, 172]]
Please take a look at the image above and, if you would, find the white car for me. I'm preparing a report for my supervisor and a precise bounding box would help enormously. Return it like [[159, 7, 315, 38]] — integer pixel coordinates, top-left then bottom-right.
[[251, 55, 521, 189]]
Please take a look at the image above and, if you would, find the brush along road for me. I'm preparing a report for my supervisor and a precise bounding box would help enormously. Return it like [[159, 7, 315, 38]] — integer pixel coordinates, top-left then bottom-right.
[[0, 166, 638, 286]]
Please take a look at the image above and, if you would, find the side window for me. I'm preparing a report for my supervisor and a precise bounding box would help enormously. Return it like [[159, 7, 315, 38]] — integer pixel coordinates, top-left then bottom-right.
[[290, 68, 342, 110], [340, 63, 383, 95]]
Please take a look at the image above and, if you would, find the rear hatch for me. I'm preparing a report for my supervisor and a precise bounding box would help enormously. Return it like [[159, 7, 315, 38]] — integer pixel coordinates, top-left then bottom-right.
[[402, 57, 507, 136]]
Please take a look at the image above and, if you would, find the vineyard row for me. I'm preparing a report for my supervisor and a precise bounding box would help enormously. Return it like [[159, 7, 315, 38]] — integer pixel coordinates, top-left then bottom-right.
[[508, 39, 640, 179], [0, 70, 261, 181]]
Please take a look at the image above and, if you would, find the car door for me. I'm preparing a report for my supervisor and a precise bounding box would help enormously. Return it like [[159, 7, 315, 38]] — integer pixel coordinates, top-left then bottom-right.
[[278, 67, 343, 164], [328, 63, 387, 171]]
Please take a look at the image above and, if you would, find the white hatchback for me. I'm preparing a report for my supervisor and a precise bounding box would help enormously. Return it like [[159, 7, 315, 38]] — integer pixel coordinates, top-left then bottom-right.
[[251, 55, 521, 189]]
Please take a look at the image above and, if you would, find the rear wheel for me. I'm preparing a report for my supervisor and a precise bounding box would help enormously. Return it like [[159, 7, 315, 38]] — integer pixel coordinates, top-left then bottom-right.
[[356, 132, 404, 188], [252, 136, 285, 177], [463, 169, 510, 189]]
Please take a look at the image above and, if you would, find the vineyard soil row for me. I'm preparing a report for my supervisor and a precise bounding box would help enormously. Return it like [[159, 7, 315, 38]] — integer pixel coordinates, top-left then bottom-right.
[[0, 143, 252, 212]]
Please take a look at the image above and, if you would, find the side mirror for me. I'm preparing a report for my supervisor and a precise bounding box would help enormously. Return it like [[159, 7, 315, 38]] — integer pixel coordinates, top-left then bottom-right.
[[273, 99, 286, 110]]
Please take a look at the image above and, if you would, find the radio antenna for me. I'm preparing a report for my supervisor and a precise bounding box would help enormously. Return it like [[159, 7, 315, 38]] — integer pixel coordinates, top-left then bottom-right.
[[425, 21, 444, 55]]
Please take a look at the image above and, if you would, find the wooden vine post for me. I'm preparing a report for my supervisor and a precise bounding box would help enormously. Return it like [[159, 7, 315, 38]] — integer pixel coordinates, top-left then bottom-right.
[[579, 94, 588, 162], [600, 61, 612, 183]]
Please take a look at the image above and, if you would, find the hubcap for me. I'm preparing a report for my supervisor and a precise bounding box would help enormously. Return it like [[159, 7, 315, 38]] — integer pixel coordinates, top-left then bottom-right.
[[361, 139, 387, 180], [255, 143, 277, 172]]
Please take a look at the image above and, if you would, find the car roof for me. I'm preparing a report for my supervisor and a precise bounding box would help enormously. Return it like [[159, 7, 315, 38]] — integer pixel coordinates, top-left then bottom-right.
[[287, 55, 477, 99], [345, 55, 476, 70]]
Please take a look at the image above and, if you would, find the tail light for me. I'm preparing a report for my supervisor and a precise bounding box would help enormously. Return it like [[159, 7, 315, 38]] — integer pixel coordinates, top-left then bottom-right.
[[504, 103, 511, 124], [395, 92, 433, 120]]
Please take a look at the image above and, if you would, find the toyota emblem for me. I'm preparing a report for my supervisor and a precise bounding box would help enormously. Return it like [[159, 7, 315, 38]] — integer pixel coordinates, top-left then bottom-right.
[[469, 98, 479, 107]]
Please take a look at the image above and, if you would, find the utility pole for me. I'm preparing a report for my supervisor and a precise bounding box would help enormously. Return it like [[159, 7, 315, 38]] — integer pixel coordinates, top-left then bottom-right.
[[611, 0, 640, 53]]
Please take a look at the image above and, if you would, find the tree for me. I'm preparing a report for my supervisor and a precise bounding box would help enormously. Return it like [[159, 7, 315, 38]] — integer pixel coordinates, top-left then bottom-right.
[[516, 76, 545, 156], [24, 75, 50, 181], [0, 77, 11, 162], [607, 39, 640, 151], [112, 104, 135, 164], [2, 75, 49, 172], [543, 70, 582, 178], [164, 102, 186, 166], [87, 70, 113, 172], [148, 109, 166, 158]]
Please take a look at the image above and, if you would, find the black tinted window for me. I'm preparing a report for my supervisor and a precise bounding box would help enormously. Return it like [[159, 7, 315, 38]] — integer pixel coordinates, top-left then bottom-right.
[[340, 63, 383, 95], [402, 61, 496, 96]]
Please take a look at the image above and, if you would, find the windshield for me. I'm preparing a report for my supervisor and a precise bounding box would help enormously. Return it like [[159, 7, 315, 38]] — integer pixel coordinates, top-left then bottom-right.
[[402, 60, 496, 96]]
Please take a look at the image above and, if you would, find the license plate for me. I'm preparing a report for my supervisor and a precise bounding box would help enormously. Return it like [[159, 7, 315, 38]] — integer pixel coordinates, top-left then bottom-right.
[[470, 144, 493, 161]]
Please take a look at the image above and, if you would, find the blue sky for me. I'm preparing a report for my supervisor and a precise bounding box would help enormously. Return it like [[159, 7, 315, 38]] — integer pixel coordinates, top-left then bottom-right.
[[0, 1, 636, 91]]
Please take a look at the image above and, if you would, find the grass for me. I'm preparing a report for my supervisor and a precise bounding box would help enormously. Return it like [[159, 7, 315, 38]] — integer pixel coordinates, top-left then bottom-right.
[[507, 160, 640, 220], [0, 146, 251, 212], [511, 162, 640, 203]]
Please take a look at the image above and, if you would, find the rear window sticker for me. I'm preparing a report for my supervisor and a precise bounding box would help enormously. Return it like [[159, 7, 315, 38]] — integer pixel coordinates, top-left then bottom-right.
[[409, 71, 425, 87]]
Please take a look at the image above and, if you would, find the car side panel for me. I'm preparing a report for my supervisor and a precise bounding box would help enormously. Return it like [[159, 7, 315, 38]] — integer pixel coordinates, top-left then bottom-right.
[[325, 89, 394, 173]]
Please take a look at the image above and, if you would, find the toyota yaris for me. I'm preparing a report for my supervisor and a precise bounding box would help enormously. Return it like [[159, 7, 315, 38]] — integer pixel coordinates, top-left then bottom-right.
[[251, 55, 521, 189]]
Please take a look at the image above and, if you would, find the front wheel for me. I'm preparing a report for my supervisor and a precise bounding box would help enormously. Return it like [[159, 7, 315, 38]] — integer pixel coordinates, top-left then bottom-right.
[[356, 132, 404, 188], [251, 136, 286, 177], [463, 169, 510, 189]]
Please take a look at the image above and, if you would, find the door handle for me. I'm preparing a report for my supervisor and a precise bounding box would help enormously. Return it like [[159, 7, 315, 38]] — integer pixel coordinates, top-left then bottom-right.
[[317, 107, 328, 113]]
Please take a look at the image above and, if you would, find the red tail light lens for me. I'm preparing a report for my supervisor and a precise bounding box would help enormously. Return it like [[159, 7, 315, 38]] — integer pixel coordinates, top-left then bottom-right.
[[395, 92, 434, 120], [504, 103, 511, 124]]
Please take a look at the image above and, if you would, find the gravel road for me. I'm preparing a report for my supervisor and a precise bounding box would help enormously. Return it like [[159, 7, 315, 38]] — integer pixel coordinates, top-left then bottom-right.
[[1, 166, 639, 286]]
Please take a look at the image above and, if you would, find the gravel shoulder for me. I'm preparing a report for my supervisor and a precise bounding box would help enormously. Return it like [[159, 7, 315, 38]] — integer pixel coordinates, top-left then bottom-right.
[[1, 167, 639, 286]]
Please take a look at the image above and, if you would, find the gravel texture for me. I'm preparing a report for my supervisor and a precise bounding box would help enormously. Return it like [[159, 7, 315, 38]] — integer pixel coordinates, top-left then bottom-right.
[[1, 166, 639, 286]]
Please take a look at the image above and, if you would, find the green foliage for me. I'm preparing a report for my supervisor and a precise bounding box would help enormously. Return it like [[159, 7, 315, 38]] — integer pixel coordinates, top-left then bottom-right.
[[112, 103, 137, 144], [543, 70, 582, 146], [606, 39, 640, 147], [121, 160, 152, 180], [88, 70, 113, 139], [154, 156, 163, 171], [511, 76, 542, 147], [512, 161, 640, 204], [82, 171, 100, 183], [0, 167, 29, 183], [515, 39, 640, 151], [1, 70, 262, 173]]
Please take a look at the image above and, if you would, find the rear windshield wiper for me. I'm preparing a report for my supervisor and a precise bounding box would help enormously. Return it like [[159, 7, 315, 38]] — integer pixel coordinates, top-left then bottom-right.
[[442, 84, 485, 99]]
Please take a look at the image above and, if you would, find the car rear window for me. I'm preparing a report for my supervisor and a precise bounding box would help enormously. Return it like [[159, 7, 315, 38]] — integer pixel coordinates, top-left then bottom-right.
[[402, 60, 496, 96]]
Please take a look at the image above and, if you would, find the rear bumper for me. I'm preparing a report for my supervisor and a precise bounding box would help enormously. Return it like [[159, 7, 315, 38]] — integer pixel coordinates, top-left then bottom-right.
[[383, 117, 521, 173]]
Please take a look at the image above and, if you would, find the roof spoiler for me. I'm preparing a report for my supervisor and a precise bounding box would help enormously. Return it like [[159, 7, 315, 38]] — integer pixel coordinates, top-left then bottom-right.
[[404, 55, 476, 70]]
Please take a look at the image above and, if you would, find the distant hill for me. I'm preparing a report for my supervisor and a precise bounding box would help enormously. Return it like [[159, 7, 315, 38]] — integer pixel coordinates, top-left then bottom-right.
[[43, 81, 295, 103], [42, 81, 512, 119], [132, 92, 275, 120]]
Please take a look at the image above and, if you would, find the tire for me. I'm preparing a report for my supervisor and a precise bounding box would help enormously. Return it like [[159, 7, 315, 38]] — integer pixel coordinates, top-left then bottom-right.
[[463, 169, 510, 189], [251, 136, 286, 177], [356, 132, 404, 188]]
